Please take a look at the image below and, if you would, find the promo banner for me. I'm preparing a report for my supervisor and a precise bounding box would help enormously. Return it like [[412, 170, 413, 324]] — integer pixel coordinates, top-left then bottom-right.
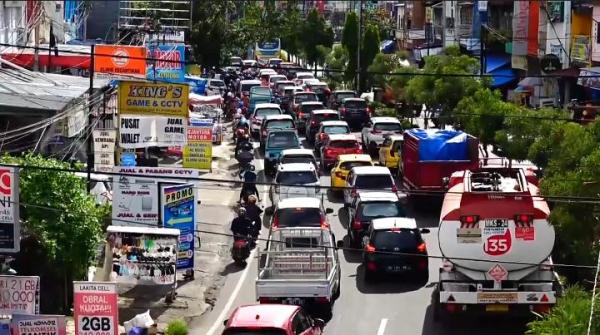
[[94, 45, 146, 79], [93, 130, 116, 173], [118, 81, 189, 117], [119, 116, 186, 149], [111, 175, 159, 226], [183, 126, 212, 170], [161, 184, 195, 270], [0, 166, 20, 253], [12, 315, 66, 335], [73, 282, 118, 335], [0, 276, 39, 315], [147, 45, 186, 83]]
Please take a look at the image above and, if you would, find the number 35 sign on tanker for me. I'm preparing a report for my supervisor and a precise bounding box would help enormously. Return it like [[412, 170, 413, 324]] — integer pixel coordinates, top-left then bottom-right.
[[73, 282, 118, 335]]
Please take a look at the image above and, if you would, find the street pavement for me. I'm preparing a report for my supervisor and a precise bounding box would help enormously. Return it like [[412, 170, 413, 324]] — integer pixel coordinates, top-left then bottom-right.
[[190, 130, 530, 335]]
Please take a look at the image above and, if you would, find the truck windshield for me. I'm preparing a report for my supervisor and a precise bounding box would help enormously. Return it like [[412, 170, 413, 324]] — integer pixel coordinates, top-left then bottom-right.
[[329, 140, 358, 149], [255, 108, 281, 117], [359, 202, 405, 220], [324, 126, 349, 135], [314, 113, 339, 123], [337, 93, 356, 101], [345, 100, 367, 109], [374, 123, 402, 132], [300, 104, 324, 113], [242, 83, 260, 92], [372, 230, 420, 250], [223, 329, 287, 335], [267, 120, 294, 129], [267, 132, 298, 148], [355, 175, 393, 189], [275, 207, 322, 227], [281, 155, 314, 165], [276, 171, 317, 184]]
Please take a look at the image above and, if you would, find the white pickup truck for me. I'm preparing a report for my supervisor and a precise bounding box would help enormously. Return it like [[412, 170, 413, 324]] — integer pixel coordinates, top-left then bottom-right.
[[256, 227, 341, 313]]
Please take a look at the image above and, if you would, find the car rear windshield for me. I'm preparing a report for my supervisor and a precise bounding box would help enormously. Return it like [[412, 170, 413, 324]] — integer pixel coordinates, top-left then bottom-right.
[[315, 113, 339, 123], [223, 328, 287, 335], [324, 126, 349, 135], [340, 161, 371, 170], [256, 108, 281, 117], [210, 80, 225, 87], [355, 175, 393, 189], [301, 104, 324, 113], [295, 94, 317, 103], [372, 230, 420, 250], [267, 132, 298, 148], [281, 156, 314, 165], [276, 171, 318, 184], [242, 83, 260, 92], [276, 207, 322, 227], [359, 201, 405, 220], [374, 123, 402, 132], [336, 93, 356, 101], [345, 100, 367, 109], [267, 120, 294, 129], [329, 140, 358, 148]]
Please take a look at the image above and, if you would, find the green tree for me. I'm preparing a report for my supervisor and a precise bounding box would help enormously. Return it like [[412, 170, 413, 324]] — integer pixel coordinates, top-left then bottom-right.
[[526, 286, 600, 335], [325, 44, 348, 89], [0, 153, 109, 313], [405, 46, 483, 124], [280, 6, 303, 62], [191, 0, 236, 67], [360, 24, 380, 91], [342, 11, 359, 83], [300, 9, 334, 75]]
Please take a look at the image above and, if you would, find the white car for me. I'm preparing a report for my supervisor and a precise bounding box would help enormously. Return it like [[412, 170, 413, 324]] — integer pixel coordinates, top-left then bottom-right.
[[259, 68, 278, 77], [270, 197, 333, 230], [294, 72, 315, 86], [280, 148, 318, 169], [268, 74, 288, 88], [206, 79, 226, 96], [269, 163, 320, 208], [239, 79, 261, 97], [251, 103, 283, 136], [361, 116, 403, 157], [343, 166, 397, 206]]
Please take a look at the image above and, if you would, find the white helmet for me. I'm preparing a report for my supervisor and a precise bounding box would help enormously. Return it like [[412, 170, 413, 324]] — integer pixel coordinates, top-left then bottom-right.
[[228, 92, 234, 98]]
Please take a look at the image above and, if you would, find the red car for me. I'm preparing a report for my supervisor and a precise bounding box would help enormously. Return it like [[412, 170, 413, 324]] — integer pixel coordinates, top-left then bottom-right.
[[222, 304, 324, 335], [320, 134, 362, 170]]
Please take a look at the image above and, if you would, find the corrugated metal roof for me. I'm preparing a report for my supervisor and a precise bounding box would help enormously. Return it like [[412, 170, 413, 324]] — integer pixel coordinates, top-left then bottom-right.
[[0, 69, 109, 113]]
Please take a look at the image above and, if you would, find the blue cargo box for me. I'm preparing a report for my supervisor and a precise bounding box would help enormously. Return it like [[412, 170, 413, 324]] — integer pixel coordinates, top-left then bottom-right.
[[407, 129, 469, 161]]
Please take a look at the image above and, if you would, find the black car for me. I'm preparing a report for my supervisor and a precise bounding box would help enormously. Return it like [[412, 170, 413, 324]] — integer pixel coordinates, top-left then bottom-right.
[[329, 90, 358, 110], [305, 110, 340, 146], [362, 217, 430, 282], [339, 98, 370, 130]]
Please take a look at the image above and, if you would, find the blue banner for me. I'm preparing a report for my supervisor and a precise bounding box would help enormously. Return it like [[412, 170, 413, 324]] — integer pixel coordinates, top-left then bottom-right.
[[147, 44, 186, 83], [162, 184, 196, 270]]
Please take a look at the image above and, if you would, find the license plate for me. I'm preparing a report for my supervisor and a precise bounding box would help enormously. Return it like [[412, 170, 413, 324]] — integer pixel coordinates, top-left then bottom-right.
[[486, 304, 509, 312], [387, 265, 411, 272], [283, 298, 304, 305]]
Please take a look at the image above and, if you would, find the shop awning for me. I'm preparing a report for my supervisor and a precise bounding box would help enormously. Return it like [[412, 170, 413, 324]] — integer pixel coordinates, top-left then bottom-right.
[[578, 67, 600, 90], [485, 54, 517, 88]]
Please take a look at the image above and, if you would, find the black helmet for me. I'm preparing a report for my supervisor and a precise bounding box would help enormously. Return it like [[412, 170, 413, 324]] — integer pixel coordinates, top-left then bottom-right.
[[241, 141, 253, 151]]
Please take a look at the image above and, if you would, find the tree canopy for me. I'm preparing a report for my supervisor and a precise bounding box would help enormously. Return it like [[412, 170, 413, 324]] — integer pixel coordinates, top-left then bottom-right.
[[301, 9, 334, 74], [342, 11, 359, 83]]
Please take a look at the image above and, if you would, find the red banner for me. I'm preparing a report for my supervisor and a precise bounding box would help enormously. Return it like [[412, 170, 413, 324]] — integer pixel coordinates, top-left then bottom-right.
[[73, 282, 118, 335]]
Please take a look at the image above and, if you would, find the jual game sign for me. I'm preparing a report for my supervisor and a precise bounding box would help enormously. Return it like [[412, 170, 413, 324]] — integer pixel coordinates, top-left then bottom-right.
[[0, 167, 19, 252], [161, 184, 195, 270], [12, 314, 66, 335], [73, 282, 118, 335]]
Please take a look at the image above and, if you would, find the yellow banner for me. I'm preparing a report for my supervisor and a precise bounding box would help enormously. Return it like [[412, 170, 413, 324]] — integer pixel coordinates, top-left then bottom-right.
[[183, 127, 212, 170], [118, 81, 190, 117]]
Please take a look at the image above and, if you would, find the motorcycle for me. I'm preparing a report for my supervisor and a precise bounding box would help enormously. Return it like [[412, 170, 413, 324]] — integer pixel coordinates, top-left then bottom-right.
[[231, 233, 254, 266]]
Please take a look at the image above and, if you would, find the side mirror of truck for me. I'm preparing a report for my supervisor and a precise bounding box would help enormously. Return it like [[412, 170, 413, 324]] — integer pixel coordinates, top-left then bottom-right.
[[223, 319, 228, 326], [420, 228, 431, 234], [313, 318, 325, 329], [336, 240, 344, 248], [325, 208, 334, 214]]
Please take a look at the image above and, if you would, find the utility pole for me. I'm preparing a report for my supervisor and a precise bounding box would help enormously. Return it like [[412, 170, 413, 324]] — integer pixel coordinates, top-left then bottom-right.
[[33, 23, 40, 71], [441, 1, 446, 47], [357, 0, 363, 92], [87, 45, 95, 193]]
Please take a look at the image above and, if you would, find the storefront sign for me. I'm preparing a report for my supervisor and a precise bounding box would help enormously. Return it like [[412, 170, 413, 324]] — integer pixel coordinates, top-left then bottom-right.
[[119, 116, 186, 149], [147, 45, 186, 83], [67, 106, 86, 138], [73, 282, 118, 335], [0, 167, 19, 253], [112, 175, 159, 226], [571, 35, 590, 64], [94, 45, 146, 79], [162, 184, 195, 270], [113, 166, 200, 179], [93, 130, 116, 173], [183, 127, 212, 170], [0, 276, 39, 315], [512, 1, 529, 56], [12, 314, 66, 335], [118, 81, 189, 117]]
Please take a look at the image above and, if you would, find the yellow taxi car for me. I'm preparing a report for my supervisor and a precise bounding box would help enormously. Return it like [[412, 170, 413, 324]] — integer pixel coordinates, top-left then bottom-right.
[[378, 135, 403, 171], [330, 154, 374, 190]]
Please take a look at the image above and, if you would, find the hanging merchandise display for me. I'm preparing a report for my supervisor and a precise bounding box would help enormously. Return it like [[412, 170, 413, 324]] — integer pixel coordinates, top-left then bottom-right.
[[106, 226, 179, 286]]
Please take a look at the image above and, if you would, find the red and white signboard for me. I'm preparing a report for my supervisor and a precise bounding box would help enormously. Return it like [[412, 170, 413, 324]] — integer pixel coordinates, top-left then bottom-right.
[[73, 282, 118, 335], [515, 226, 535, 241], [0, 166, 20, 252], [488, 264, 508, 283], [0, 275, 39, 315]]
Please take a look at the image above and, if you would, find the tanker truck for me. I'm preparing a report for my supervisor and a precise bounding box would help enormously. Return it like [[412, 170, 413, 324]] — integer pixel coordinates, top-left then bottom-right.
[[433, 167, 561, 321]]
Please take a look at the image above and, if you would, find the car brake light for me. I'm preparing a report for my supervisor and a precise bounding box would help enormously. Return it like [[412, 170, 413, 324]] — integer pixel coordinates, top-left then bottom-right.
[[320, 215, 329, 228], [272, 215, 280, 228], [515, 214, 533, 225], [352, 218, 362, 230], [340, 107, 346, 115], [371, 129, 381, 134], [315, 296, 330, 303], [325, 149, 334, 157], [354, 148, 363, 154], [259, 297, 278, 304], [298, 111, 304, 119], [391, 184, 398, 193], [367, 261, 377, 271], [335, 171, 346, 180], [311, 120, 316, 126], [417, 242, 427, 253], [365, 244, 376, 253], [460, 215, 480, 225]]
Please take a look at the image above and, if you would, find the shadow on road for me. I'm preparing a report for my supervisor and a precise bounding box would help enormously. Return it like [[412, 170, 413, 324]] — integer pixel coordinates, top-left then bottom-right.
[[219, 262, 245, 276], [337, 207, 349, 229], [355, 264, 428, 294], [341, 235, 362, 263], [327, 189, 344, 204]]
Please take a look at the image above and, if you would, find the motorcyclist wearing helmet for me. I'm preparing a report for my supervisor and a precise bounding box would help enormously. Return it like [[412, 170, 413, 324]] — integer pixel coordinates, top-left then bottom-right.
[[231, 207, 253, 239], [244, 195, 262, 237], [239, 168, 260, 203]]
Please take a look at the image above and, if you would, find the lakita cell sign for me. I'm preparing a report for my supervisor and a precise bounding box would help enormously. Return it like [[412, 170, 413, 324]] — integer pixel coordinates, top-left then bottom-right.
[[73, 282, 118, 335]]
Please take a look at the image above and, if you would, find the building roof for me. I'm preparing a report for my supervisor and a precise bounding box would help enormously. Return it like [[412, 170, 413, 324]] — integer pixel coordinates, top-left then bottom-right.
[[0, 68, 109, 114]]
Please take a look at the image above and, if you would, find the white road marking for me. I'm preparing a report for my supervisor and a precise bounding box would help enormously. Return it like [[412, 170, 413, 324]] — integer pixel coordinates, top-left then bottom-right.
[[377, 318, 388, 335], [205, 248, 257, 335]]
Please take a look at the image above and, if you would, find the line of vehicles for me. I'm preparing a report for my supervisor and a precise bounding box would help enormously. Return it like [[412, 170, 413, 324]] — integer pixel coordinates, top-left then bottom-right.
[[220, 57, 560, 335]]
